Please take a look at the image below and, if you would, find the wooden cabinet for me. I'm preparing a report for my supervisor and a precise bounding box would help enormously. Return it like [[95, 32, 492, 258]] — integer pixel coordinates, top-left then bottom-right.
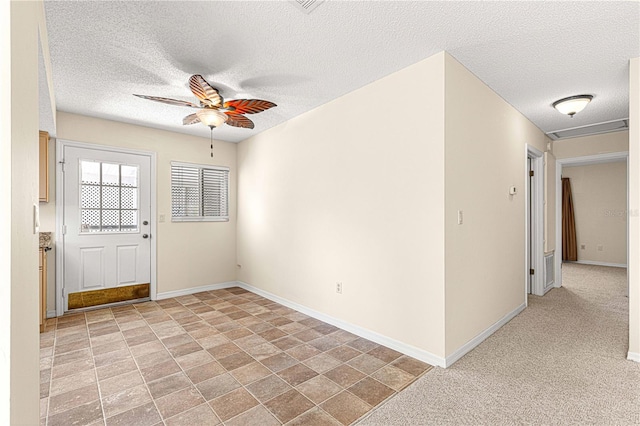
[[39, 248, 47, 333], [39, 131, 49, 202]]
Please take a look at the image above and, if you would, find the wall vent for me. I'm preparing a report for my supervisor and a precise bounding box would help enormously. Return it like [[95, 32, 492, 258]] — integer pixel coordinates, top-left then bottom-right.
[[290, 0, 324, 14], [547, 119, 628, 140], [544, 252, 555, 291]]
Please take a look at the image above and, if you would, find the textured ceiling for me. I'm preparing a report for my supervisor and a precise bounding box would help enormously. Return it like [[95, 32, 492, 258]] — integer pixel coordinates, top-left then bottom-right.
[[43, 1, 639, 142]]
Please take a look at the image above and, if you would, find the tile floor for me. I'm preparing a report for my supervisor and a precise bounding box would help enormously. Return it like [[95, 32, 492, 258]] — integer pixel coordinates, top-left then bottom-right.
[[40, 287, 433, 425]]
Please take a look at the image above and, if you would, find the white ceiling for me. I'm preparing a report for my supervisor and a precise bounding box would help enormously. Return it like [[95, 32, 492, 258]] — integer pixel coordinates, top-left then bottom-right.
[[43, 1, 639, 143]]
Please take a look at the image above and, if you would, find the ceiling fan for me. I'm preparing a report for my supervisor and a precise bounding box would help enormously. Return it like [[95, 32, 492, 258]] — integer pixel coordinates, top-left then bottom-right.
[[133, 74, 277, 156]]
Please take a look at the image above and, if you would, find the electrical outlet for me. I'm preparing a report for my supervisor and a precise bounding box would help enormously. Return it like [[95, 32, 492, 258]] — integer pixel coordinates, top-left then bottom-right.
[[597, 245, 604, 251], [336, 282, 342, 294], [457, 210, 463, 225], [159, 214, 166, 223]]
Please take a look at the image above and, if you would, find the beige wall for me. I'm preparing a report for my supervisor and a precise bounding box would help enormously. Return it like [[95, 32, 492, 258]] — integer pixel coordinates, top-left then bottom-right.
[[545, 151, 557, 253], [562, 162, 627, 265], [54, 113, 238, 296], [237, 53, 447, 358], [7, 1, 42, 424], [553, 131, 629, 159], [443, 54, 547, 355], [1, 0, 11, 421], [629, 57, 639, 358]]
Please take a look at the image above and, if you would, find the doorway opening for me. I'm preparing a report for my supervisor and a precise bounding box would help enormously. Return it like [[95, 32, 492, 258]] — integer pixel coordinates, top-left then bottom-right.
[[526, 145, 545, 298], [554, 152, 629, 291]]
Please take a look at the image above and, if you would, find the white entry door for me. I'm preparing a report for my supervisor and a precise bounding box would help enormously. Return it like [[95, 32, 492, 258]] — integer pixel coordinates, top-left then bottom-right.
[[62, 145, 152, 311]]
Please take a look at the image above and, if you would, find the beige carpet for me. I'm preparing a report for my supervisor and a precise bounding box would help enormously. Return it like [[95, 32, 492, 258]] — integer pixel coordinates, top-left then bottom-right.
[[360, 263, 640, 425]]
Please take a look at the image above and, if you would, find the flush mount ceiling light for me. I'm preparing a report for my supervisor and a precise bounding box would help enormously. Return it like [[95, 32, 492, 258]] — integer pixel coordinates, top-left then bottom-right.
[[552, 95, 593, 117]]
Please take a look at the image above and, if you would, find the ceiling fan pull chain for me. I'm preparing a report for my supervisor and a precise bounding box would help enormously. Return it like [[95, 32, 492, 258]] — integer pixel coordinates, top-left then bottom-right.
[[210, 127, 214, 158]]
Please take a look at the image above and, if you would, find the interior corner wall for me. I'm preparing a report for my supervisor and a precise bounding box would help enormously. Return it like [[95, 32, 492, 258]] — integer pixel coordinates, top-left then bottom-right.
[[544, 150, 556, 253], [561, 162, 628, 265], [237, 52, 447, 358], [553, 131, 629, 159], [443, 53, 547, 356], [8, 1, 42, 424], [54, 113, 238, 295], [628, 57, 639, 358]]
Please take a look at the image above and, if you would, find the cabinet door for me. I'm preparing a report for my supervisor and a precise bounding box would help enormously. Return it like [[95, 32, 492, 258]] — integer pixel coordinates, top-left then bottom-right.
[[39, 131, 49, 202]]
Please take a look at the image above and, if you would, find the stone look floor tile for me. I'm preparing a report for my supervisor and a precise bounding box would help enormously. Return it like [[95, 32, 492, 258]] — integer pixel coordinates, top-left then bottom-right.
[[320, 391, 372, 425], [245, 374, 292, 403], [154, 386, 204, 419], [287, 406, 342, 425], [147, 372, 191, 399], [105, 402, 161, 426], [185, 360, 226, 384], [230, 361, 272, 385], [277, 362, 319, 386], [164, 403, 221, 426], [296, 374, 343, 404], [42, 287, 432, 426], [47, 400, 103, 426], [209, 387, 259, 422], [224, 405, 280, 426], [324, 365, 366, 388], [48, 383, 99, 416], [371, 365, 417, 391], [101, 384, 152, 418], [49, 368, 96, 396], [99, 370, 144, 397], [196, 373, 241, 401], [348, 377, 395, 406], [264, 388, 315, 423]]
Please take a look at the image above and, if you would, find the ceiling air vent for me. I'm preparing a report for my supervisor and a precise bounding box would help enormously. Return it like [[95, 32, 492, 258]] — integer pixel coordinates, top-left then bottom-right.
[[290, 0, 324, 14], [547, 119, 629, 140]]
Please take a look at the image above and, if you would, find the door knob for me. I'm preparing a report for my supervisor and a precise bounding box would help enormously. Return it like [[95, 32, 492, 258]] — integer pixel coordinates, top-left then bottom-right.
[[142, 234, 149, 239], [143, 220, 149, 225]]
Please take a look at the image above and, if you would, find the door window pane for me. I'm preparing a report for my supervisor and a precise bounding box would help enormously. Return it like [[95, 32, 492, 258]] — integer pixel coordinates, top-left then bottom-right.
[[79, 160, 140, 233]]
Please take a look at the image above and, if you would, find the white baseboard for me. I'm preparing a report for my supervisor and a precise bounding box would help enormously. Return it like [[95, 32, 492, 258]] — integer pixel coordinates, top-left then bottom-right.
[[627, 352, 640, 363], [155, 281, 238, 300], [47, 310, 57, 319], [236, 281, 447, 368], [444, 303, 526, 367], [569, 260, 627, 268]]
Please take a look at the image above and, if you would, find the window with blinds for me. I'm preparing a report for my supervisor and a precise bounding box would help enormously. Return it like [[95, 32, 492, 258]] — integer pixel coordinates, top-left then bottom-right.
[[171, 162, 229, 222]]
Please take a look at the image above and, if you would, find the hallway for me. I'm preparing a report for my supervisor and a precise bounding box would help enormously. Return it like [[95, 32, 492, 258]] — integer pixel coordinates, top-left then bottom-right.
[[360, 263, 640, 425]]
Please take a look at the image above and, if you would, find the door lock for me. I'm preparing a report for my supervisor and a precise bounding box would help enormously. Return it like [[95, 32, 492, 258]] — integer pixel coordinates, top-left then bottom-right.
[[142, 220, 149, 225], [142, 234, 149, 239]]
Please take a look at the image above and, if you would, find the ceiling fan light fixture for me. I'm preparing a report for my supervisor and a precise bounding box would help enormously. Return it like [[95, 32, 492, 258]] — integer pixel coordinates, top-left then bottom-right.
[[552, 95, 593, 117], [196, 108, 228, 128]]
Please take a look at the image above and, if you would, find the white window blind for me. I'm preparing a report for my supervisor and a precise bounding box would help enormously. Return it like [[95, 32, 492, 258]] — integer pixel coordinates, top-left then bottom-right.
[[171, 162, 229, 222]]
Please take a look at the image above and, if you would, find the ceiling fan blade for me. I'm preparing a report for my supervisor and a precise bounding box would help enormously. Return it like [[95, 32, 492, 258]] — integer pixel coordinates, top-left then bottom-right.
[[224, 113, 254, 129], [182, 113, 201, 125], [223, 99, 277, 115], [189, 75, 223, 108], [133, 94, 200, 108]]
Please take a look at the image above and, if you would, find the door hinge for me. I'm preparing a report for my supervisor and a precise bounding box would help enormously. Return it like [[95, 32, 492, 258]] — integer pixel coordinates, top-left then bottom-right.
[[62, 225, 67, 235], [59, 160, 65, 172], [529, 170, 534, 177], [530, 268, 535, 275]]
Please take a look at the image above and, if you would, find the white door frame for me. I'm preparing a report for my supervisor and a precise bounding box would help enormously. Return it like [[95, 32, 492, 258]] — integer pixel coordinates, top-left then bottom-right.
[[55, 139, 158, 316], [526, 145, 545, 298], [554, 151, 629, 290]]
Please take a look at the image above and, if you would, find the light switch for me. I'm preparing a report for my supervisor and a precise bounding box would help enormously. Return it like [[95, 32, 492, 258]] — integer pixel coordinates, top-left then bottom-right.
[[159, 214, 165, 223]]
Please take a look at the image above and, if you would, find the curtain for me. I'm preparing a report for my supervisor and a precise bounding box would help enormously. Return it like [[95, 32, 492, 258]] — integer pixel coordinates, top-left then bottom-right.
[[562, 177, 578, 261]]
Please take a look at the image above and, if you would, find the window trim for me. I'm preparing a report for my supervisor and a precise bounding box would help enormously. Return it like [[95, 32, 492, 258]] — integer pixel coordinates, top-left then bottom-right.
[[170, 161, 230, 223]]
